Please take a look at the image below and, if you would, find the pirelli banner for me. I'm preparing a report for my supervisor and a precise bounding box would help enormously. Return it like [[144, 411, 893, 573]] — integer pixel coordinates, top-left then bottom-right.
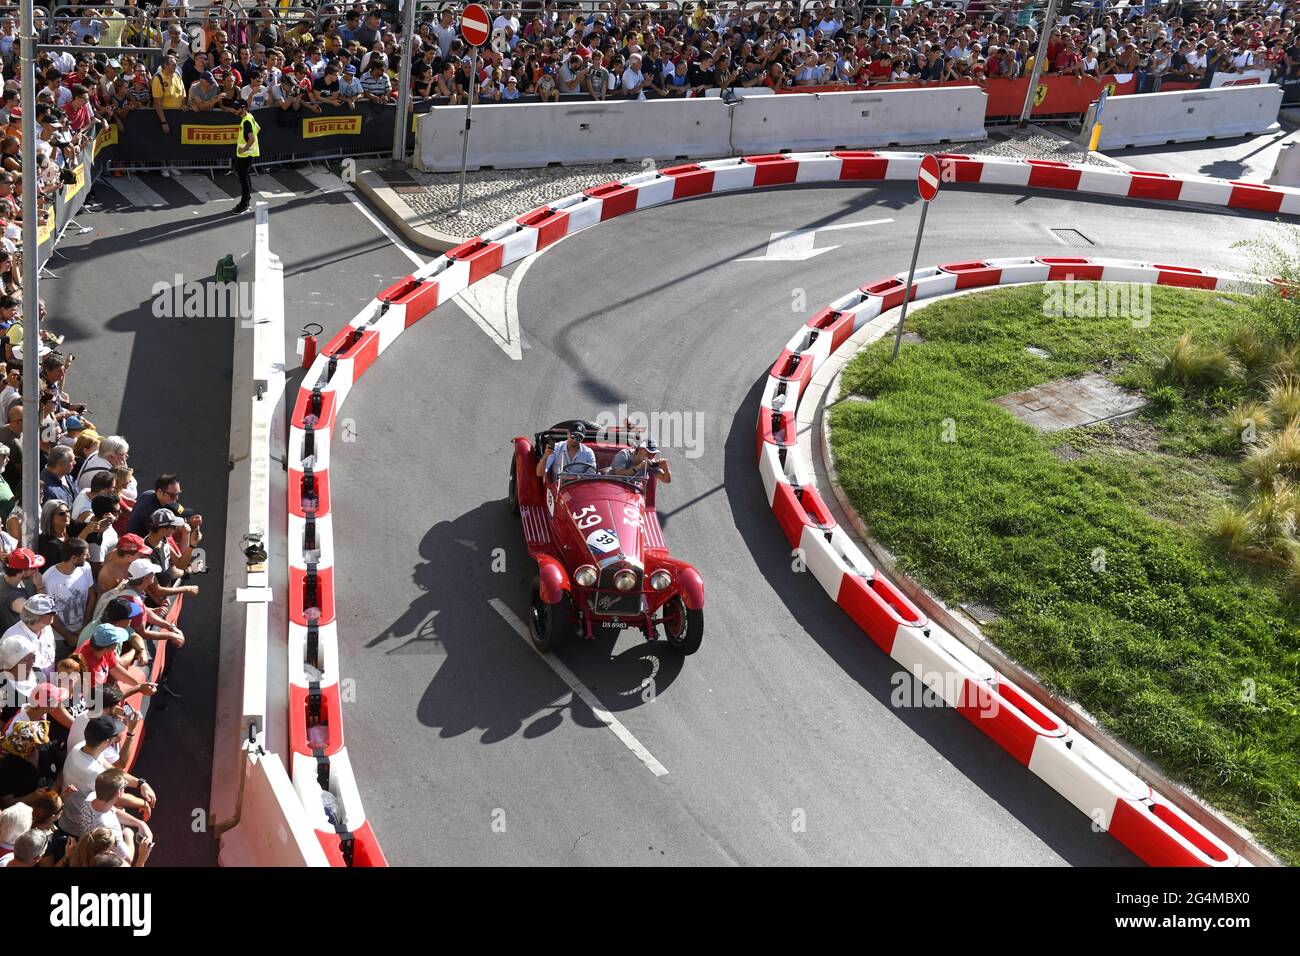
[[33, 136, 100, 269], [104, 102, 430, 166]]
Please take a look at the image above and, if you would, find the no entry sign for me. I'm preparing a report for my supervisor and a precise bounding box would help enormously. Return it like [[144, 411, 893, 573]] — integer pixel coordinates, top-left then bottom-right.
[[461, 3, 490, 47], [917, 154, 940, 202]]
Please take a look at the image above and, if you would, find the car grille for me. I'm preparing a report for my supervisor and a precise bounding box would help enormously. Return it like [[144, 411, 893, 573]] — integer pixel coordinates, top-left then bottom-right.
[[586, 590, 644, 617]]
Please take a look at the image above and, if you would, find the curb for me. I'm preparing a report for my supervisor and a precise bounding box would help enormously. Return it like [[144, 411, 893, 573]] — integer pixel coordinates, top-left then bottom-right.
[[306, 153, 1296, 867], [355, 165, 466, 252], [803, 289, 1279, 869]]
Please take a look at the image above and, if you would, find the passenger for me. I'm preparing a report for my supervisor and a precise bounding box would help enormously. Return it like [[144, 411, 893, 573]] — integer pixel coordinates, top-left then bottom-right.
[[610, 439, 671, 483]]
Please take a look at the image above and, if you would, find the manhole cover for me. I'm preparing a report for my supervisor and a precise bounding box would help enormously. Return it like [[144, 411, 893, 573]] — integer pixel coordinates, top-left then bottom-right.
[[1050, 227, 1095, 247], [961, 602, 1002, 625], [994, 372, 1148, 432]]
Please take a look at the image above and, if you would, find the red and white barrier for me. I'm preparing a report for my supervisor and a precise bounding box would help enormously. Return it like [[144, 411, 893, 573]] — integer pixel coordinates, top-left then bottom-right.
[[306, 156, 1282, 866], [754, 255, 1259, 867]]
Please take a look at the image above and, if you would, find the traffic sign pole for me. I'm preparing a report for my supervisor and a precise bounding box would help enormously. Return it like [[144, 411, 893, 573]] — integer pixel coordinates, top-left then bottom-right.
[[454, 3, 490, 216], [890, 201, 929, 361], [891, 154, 940, 361], [454, 48, 479, 216]]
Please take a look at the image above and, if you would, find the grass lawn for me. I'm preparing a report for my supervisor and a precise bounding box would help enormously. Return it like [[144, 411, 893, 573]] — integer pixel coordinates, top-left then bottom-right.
[[831, 283, 1300, 864]]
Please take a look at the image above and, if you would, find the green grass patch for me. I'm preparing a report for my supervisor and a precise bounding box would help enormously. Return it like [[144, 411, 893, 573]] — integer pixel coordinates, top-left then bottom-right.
[[832, 283, 1300, 863]]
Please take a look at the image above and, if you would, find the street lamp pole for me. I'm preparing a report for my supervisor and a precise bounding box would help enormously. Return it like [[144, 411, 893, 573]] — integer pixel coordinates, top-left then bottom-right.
[[19, 0, 40, 548], [391, 0, 419, 162]]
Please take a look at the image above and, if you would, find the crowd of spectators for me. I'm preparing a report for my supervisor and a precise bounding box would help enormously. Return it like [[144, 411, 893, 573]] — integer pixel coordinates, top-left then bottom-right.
[[1, 1, 1296, 138], [0, 1, 210, 859], [0, 373, 206, 866]]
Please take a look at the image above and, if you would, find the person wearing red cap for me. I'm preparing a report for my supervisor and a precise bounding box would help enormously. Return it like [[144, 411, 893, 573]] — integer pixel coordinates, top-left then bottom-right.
[[93, 532, 147, 598], [0, 548, 45, 632]]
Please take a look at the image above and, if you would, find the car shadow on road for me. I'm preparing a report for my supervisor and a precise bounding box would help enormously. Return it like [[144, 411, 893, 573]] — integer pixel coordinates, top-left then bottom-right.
[[723, 372, 1138, 866], [359, 497, 684, 748]]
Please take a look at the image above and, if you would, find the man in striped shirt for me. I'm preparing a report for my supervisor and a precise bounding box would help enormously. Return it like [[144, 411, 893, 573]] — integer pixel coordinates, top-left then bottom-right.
[[360, 57, 392, 102]]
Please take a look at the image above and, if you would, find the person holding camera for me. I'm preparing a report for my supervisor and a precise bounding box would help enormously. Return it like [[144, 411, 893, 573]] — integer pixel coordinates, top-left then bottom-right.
[[610, 439, 672, 483]]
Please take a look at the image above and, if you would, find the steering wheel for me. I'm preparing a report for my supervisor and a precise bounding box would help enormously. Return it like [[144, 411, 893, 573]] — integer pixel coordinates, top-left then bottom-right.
[[562, 461, 596, 475]]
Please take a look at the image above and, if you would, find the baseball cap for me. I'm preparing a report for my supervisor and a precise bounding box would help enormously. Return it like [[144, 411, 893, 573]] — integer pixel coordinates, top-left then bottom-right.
[[345, 64, 357, 74], [202, 70, 215, 82], [116, 534, 148, 554], [151, 507, 186, 529], [30, 682, 70, 707], [24, 593, 56, 616], [127, 558, 161, 580], [91, 622, 128, 648], [638, 439, 659, 454], [83, 714, 125, 746], [102, 596, 143, 622], [0, 632, 36, 669], [5, 548, 45, 571], [64, 415, 86, 431], [569, 428, 585, 441]]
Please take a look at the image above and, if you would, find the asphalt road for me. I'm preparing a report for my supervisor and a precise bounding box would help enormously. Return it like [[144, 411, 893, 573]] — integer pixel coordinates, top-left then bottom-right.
[[46, 167, 417, 865], [329, 182, 1272, 866]]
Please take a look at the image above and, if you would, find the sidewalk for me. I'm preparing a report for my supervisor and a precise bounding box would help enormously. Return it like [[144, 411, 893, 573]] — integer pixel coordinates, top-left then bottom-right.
[[358, 125, 1121, 251]]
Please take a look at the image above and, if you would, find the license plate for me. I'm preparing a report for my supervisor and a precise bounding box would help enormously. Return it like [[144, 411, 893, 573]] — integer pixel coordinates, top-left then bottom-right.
[[597, 620, 627, 630]]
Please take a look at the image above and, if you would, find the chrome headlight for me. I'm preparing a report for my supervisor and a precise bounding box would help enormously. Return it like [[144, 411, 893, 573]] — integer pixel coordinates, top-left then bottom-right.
[[574, 565, 598, 588], [613, 569, 638, 591], [649, 569, 672, 591]]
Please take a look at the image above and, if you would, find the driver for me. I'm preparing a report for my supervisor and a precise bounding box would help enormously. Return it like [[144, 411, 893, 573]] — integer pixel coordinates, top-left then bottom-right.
[[537, 428, 597, 480], [610, 439, 672, 483]]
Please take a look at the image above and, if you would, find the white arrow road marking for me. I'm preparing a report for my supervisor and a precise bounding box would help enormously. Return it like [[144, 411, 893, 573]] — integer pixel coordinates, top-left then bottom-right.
[[489, 599, 669, 777], [453, 229, 572, 359], [453, 271, 522, 360], [736, 218, 894, 262]]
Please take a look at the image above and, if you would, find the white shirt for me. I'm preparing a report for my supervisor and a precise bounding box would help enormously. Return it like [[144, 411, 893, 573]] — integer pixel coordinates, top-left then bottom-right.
[[41, 563, 91, 632], [621, 66, 645, 92], [58, 742, 111, 834], [3, 619, 54, 672], [66, 712, 121, 765]]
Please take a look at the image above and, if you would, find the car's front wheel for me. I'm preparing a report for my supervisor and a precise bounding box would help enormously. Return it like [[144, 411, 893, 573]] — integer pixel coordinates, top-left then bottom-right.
[[660, 595, 703, 656], [528, 577, 571, 652]]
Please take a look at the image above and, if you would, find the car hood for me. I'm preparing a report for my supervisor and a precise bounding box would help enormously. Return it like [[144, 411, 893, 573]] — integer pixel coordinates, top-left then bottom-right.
[[557, 480, 647, 566]]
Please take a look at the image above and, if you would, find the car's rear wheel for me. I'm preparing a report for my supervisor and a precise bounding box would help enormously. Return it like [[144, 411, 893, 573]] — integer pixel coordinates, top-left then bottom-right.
[[508, 458, 519, 515], [660, 595, 703, 656], [528, 577, 571, 652]]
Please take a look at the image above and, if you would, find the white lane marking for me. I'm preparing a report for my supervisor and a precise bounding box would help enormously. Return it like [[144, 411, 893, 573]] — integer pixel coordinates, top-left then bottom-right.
[[300, 168, 350, 194], [736, 218, 894, 262], [452, 228, 569, 359], [342, 189, 426, 269], [252, 174, 296, 199], [174, 173, 235, 204], [108, 175, 168, 208], [489, 599, 669, 777]]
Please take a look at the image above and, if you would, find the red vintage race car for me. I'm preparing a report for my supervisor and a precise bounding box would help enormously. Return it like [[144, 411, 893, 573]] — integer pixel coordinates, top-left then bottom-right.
[[508, 419, 704, 655]]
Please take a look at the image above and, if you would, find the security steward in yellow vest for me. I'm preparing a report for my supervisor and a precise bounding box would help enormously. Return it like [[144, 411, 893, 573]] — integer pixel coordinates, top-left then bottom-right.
[[231, 99, 260, 215]]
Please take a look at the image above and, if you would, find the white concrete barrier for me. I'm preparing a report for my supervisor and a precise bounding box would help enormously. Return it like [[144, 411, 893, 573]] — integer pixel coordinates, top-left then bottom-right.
[[217, 752, 331, 867], [417, 99, 733, 171], [416, 87, 986, 171], [211, 203, 325, 865], [731, 87, 987, 153], [1093, 84, 1282, 149]]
